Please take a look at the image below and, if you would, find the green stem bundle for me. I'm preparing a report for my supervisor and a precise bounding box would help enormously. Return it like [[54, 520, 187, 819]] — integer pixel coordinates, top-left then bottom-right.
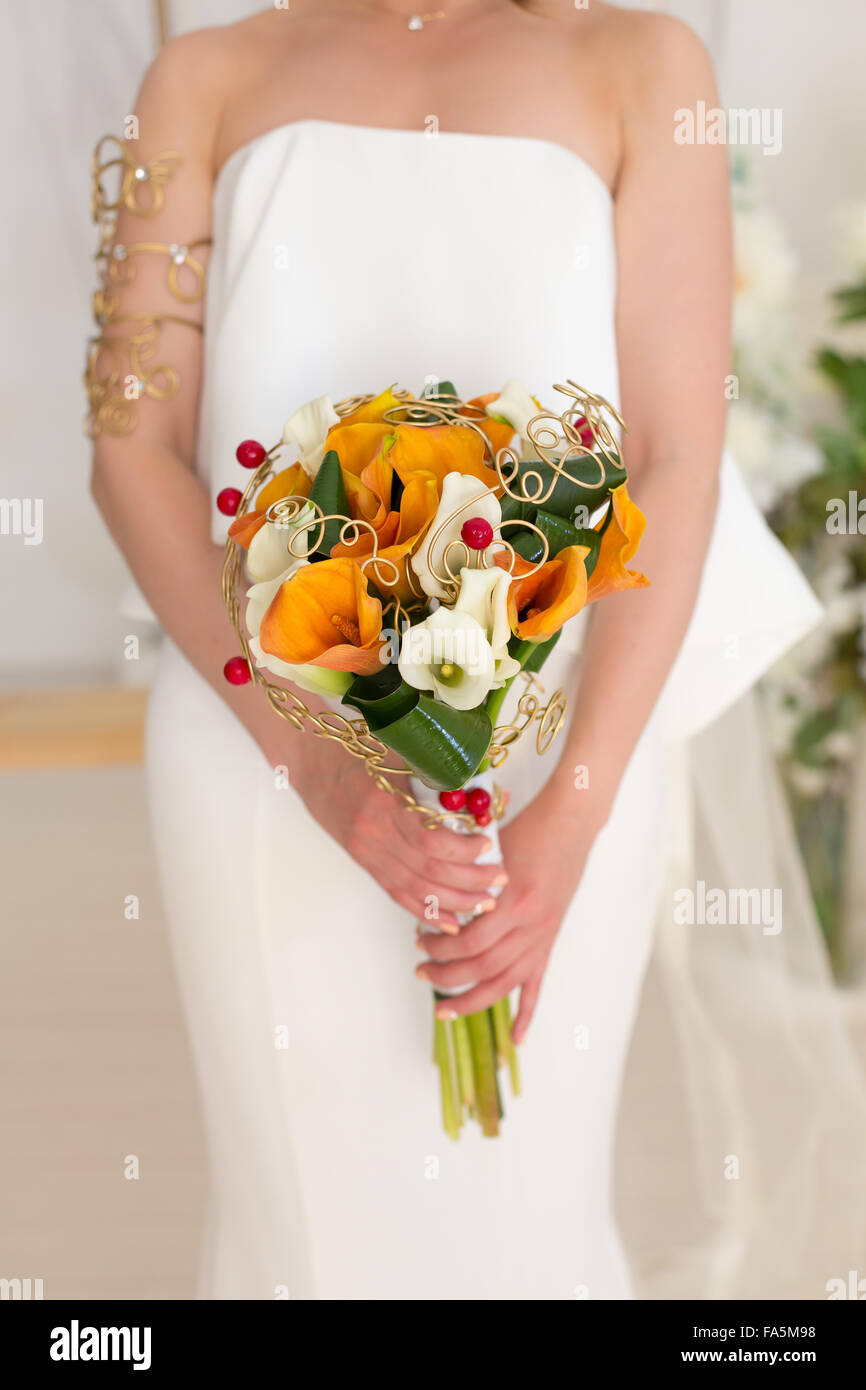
[[434, 996, 520, 1139]]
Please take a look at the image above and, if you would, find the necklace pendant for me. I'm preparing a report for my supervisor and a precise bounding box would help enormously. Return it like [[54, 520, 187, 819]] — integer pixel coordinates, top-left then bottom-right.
[[408, 15, 424, 30]]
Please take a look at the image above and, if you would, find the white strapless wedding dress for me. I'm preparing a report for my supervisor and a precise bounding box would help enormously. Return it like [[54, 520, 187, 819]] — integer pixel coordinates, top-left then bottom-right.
[[145, 121, 824, 1300]]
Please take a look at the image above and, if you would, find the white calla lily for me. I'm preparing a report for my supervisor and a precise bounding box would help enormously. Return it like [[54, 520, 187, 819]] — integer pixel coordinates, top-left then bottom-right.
[[453, 566, 522, 687], [245, 562, 352, 699], [399, 608, 497, 711], [486, 379, 542, 440], [453, 566, 512, 655], [246, 501, 315, 582], [282, 395, 341, 479], [411, 471, 501, 602]]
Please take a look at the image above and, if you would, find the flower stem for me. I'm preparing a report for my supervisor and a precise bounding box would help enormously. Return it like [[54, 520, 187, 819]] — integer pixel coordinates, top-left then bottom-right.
[[452, 1014, 476, 1109], [434, 1014, 461, 1141], [492, 995, 521, 1097], [468, 1007, 501, 1137]]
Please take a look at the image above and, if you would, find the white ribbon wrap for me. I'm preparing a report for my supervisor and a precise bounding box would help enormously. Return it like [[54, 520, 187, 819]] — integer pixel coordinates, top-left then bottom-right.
[[410, 769, 504, 998]]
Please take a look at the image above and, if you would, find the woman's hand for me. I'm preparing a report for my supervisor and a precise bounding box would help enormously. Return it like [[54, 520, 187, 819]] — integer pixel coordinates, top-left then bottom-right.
[[415, 774, 604, 1042], [287, 732, 508, 933]]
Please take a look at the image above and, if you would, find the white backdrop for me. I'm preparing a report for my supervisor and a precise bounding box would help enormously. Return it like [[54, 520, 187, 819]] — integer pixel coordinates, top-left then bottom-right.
[[1, 0, 863, 682]]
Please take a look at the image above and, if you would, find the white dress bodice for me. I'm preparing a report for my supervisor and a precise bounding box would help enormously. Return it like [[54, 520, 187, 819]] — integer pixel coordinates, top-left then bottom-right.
[[200, 119, 617, 516]]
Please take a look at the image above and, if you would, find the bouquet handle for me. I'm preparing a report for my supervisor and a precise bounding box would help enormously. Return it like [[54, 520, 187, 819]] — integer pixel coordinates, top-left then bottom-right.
[[411, 772, 520, 1138]]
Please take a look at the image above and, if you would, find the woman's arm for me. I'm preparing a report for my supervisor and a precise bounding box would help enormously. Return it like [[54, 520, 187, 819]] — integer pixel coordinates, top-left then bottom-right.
[[416, 16, 732, 1036], [92, 36, 505, 929]]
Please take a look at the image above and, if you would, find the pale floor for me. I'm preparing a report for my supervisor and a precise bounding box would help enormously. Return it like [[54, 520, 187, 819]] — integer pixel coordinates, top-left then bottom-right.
[[0, 766, 204, 1300]]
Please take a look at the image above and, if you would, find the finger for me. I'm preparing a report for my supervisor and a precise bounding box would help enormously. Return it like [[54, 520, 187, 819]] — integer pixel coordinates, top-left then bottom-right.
[[417, 858, 509, 896], [433, 949, 537, 1019], [512, 965, 545, 1045], [416, 930, 530, 990], [396, 815, 493, 865], [418, 883, 500, 919], [416, 908, 515, 960], [388, 879, 461, 935], [389, 841, 507, 907], [389, 864, 486, 931]]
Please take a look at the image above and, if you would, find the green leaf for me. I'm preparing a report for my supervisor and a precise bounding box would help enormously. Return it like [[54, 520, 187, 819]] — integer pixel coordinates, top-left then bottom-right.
[[833, 282, 866, 323], [533, 509, 579, 557], [571, 525, 602, 579], [343, 671, 419, 732], [507, 511, 602, 575], [513, 455, 626, 519], [510, 527, 546, 563], [308, 450, 349, 558], [428, 379, 457, 400], [498, 492, 535, 526], [374, 697, 493, 790]]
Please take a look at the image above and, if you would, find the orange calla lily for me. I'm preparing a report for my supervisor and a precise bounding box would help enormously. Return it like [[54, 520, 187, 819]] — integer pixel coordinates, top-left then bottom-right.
[[325, 423, 394, 479], [463, 392, 517, 456], [335, 386, 402, 428], [505, 544, 591, 641], [586, 483, 650, 603], [259, 557, 385, 675], [256, 463, 310, 511], [324, 422, 395, 521], [387, 424, 502, 494], [331, 453, 439, 600], [228, 465, 310, 550]]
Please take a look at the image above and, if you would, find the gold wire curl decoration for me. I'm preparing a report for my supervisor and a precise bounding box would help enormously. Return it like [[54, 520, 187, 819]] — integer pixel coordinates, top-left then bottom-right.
[[100, 238, 211, 309], [92, 135, 181, 222], [84, 313, 202, 438], [221, 383, 615, 823], [86, 133, 210, 436]]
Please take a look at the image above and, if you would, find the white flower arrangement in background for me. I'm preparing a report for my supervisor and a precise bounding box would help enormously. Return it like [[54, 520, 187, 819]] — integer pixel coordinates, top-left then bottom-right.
[[727, 154, 822, 514]]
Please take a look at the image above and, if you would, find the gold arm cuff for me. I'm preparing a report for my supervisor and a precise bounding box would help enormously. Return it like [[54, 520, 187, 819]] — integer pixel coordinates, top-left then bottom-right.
[[85, 313, 203, 438], [86, 134, 211, 437], [92, 134, 182, 221]]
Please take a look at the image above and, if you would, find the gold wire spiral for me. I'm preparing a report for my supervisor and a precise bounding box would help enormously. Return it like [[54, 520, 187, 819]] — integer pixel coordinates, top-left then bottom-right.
[[86, 133, 211, 437], [221, 384, 606, 822]]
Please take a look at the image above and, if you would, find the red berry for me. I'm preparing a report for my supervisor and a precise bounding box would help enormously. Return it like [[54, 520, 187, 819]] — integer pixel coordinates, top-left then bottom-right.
[[466, 787, 491, 817], [223, 656, 251, 685], [474, 811, 492, 828], [439, 788, 467, 812], [236, 439, 267, 469], [574, 416, 595, 450], [216, 487, 243, 516], [461, 516, 494, 551]]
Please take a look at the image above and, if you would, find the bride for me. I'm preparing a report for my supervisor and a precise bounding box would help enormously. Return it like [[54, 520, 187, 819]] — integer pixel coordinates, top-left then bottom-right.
[[88, 0, 835, 1299]]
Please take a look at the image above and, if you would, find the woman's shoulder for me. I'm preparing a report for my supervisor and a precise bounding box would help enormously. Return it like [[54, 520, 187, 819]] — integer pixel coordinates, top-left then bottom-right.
[[570, 1, 719, 163], [130, 11, 285, 172], [592, 4, 718, 96]]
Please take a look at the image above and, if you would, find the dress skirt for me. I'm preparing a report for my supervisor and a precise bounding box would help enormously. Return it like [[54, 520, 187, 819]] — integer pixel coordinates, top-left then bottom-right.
[[145, 631, 669, 1300]]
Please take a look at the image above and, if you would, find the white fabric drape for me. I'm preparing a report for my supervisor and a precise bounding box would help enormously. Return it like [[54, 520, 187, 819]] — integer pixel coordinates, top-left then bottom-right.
[[619, 691, 866, 1298]]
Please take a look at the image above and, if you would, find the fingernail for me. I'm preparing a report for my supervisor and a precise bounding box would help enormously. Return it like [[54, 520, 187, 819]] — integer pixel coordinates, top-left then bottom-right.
[[475, 897, 497, 914], [474, 839, 493, 860], [415, 966, 430, 981], [436, 1006, 458, 1021], [490, 871, 509, 887], [415, 937, 428, 951], [440, 921, 460, 936]]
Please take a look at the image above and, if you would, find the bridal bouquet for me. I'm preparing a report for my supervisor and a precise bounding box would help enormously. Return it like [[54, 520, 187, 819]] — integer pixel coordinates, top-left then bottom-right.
[[220, 379, 648, 1137]]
